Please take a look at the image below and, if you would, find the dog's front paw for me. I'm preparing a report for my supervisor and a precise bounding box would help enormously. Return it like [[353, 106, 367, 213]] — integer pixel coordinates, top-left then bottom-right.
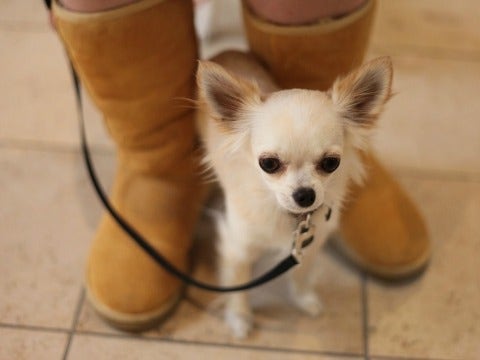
[[225, 310, 253, 339], [294, 292, 323, 317]]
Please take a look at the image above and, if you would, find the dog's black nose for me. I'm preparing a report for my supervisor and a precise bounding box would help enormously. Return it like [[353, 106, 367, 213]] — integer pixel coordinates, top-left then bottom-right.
[[293, 187, 316, 208]]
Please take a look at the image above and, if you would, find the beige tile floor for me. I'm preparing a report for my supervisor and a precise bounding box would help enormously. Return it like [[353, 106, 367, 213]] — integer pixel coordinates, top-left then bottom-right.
[[1, 1, 480, 359]]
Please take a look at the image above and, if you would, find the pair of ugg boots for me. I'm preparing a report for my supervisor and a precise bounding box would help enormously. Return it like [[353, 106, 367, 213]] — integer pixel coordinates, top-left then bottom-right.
[[52, 0, 430, 330]]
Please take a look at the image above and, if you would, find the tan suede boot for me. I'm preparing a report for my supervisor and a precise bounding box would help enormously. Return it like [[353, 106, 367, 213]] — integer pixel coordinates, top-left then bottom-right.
[[53, 0, 204, 330], [243, 0, 430, 279]]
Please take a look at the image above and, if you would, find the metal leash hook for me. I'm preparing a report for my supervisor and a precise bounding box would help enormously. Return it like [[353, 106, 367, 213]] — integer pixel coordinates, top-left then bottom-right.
[[291, 204, 333, 262], [291, 213, 316, 262]]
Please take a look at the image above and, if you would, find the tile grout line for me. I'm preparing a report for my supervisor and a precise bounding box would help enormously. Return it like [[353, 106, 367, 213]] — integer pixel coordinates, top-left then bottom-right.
[[0, 137, 114, 155], [62, 287, 85, 360], [0, 322, 69, 334], [361, 273, 370, 360], [392, 167, 480, 183], [75, 329, 362, 358], [369, 43, 480, 63], [0, 22, 51, 33], [372, 355, 455, 360]]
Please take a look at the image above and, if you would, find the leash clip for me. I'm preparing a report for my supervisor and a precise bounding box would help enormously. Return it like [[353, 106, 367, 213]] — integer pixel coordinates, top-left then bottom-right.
[[291, 213, 316, 262]]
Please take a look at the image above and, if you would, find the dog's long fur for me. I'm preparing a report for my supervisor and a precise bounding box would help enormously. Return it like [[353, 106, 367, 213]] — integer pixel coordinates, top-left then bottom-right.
[[196, 50, 392, 338]]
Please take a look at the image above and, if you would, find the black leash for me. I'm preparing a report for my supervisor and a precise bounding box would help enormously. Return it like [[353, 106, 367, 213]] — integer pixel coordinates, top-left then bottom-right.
[[70, 63, 325, 293]]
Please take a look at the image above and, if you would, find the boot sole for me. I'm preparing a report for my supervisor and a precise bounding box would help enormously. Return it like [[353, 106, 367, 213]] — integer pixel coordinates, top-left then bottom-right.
[[331, 235, 432, 280], [85, 284, 182, 332]]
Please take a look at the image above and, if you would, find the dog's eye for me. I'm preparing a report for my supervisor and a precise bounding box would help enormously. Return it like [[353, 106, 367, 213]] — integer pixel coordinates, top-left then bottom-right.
[[259, 157, 281, 174], [318, 156, 341, 173]]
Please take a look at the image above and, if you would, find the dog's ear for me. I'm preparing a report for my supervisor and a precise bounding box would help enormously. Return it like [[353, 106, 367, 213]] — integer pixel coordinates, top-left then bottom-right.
[[331, 56, 393, 128], [197, 61, 261, 122]]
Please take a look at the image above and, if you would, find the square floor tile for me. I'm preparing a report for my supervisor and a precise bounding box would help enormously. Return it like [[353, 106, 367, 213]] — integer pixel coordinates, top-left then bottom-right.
[[368, 176, 480, 359], [0, 29, 114, 150], [372, 0, 480, 58], [368, 54, 480, 175], [0, 147, 114, 328], [0, 327, 67, 360], [0, 30, 75, 146]]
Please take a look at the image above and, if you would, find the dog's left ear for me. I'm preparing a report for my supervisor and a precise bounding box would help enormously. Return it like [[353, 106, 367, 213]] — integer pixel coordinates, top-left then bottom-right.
[[331, 56, 393, 128], [197, 60, 261, 123]]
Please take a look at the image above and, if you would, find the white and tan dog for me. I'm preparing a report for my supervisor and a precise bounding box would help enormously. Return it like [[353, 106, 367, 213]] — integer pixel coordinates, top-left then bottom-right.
[[196, 51, 392, 338]]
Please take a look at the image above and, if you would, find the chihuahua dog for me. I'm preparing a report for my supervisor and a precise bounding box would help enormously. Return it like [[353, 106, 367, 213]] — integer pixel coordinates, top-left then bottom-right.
[[196, 51, 392, 338]]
